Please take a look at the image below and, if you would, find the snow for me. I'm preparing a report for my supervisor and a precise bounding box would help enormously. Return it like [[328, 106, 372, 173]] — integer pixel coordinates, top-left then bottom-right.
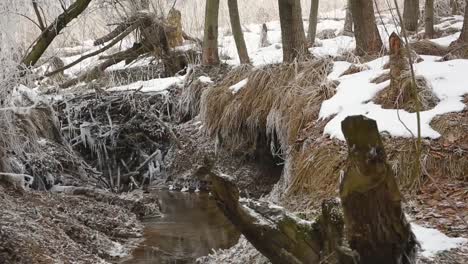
[[320, 56, 468, 140], [198, 76, 213, 84], [431, 33, 460, 47], [229, 78, 248, 94], [412, 223, 468, 259], [107, 241, 128, 258], [107, 76, 185, 93]]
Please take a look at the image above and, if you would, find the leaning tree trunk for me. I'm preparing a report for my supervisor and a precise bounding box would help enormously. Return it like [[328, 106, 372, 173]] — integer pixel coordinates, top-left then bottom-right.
[[425, 0, 435, 38], [340, 115, 417, 264], [228, 0, 250, 64], [350, 0, 384, 56], [278, 0, 309, 62], [308, 0, 319, 45], [403, 0, 419, 32], [22, 0, 92, 67], [343, 0, 353, 36], [202, 0, 220, 65]]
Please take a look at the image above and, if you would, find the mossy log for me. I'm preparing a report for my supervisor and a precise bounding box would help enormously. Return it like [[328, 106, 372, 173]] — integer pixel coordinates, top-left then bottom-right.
[[210, 171, 355, 264], [340, 115, 417, 264]]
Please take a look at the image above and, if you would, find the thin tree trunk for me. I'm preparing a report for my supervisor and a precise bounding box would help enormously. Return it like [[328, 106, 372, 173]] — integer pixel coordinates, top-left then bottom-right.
[[260, 23, 270, 47], [340, 115, 417, 264], [350, 0, 384, 56], [228, 0, 250, 64], [403, 0, 419, 31], [32, 0, 46, 31], [450, 0, 459, 15], [278, 0, 308, 62], [458, 0, 468, 42], [202, 0, 220, 65], [343, 0, 353, 36], [425, 0, 434, 38], [22, 0, 92, 67], [308, 0, 319, 45]]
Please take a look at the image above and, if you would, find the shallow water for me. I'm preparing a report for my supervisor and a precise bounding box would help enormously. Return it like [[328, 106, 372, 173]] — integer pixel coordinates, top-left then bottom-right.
[[123, 190, 240, 264]]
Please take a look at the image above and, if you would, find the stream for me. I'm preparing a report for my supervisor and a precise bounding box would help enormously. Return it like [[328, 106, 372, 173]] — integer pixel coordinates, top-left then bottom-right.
[[123, 190, 240, 263]]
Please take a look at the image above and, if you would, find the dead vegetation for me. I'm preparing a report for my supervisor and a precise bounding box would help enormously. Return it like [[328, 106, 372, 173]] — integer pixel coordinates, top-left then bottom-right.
[[54, 89, 179, 192]]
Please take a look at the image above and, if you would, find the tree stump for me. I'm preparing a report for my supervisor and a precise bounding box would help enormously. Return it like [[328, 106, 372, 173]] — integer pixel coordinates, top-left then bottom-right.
[[340, 115, 417, 264]]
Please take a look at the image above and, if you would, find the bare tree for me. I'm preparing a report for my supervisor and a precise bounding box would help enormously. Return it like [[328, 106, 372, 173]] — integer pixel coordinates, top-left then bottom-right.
[[343, 0, 353, 36], [308, 0, 319, 45], [403, 0, 419, 31], [350, 0, 383, 56], [22, 0, 92, 67], [425, 0, 434, 38], [278, 0, 308, 62], [228, 0, 250, 64], [202, 0, 220, 65], [457, 0, 468, 43]]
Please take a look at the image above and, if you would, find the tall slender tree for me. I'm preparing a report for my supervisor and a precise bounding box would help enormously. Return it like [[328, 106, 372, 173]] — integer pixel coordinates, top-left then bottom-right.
[[350, 0, 383, 56], [228, 0, 250, 64], [343, 0, 353, 36], [308, 0, 319, 45], [202, 0, 220, 65], [457, 0, 468, 43], [278, 0, 308, 62], [425, 0, 434, 38], [403, 0, 419, 31]]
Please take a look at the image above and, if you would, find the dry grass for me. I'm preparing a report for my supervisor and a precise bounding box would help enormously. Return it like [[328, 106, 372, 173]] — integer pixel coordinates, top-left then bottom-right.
[[374, 74, 440, 112], [201, 59, 333, 155]]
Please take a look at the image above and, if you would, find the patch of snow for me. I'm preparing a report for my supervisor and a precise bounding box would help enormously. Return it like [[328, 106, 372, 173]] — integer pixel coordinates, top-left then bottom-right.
[[229, 78, 248, 94], [431, 33, 460, 47], [198, 76, 213, 84], [107, 76, 185, 93], [320, 56, 468, 140], [312, 36, 355, 57], [412, 223, 468, 259], [181, 186, 189, 192]]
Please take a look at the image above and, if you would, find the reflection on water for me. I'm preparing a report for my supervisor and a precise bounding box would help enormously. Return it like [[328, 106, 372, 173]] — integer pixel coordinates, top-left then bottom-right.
[[123, 190, 240, 264]]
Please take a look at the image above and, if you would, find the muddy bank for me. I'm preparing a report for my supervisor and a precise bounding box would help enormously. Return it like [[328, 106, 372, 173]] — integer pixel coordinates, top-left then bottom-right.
[[0, 184, 159, 264]]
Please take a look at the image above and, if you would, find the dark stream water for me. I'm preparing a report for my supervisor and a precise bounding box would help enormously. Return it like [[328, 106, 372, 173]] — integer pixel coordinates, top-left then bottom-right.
[[123, 190, 240, 264]]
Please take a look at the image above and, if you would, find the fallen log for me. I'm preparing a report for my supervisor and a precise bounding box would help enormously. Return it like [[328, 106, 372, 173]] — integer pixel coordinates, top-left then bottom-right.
[[209, 171, 356, 264], [340, 115, 417, 264]]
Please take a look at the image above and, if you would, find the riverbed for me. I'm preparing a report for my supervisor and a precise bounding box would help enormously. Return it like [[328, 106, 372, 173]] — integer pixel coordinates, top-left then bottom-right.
[[123, 190, 240, 263]]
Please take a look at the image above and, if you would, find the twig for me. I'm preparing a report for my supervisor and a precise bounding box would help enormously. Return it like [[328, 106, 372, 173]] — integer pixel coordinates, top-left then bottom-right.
[[150, 113, 183, 149]]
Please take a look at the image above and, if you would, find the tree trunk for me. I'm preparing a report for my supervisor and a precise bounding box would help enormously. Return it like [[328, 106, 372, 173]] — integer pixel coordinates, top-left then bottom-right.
[[425, 0, 434, 38], [209, 170, 357, 264], [308, 0, 319, 45], [228, 0, 250, 64], [343, 0, 353, 36], [32, 0, 46, 31], [340, 115, 417, 264], [403, 0, 419, 31], [350, 0, 384, 56], [260, 23, 270, 47], [202, 0, 220, 65], [22, 0, 92, 67], [278, 0, 308, 62], [458, 0, 468, 42], [450, 0, 459, 15]]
